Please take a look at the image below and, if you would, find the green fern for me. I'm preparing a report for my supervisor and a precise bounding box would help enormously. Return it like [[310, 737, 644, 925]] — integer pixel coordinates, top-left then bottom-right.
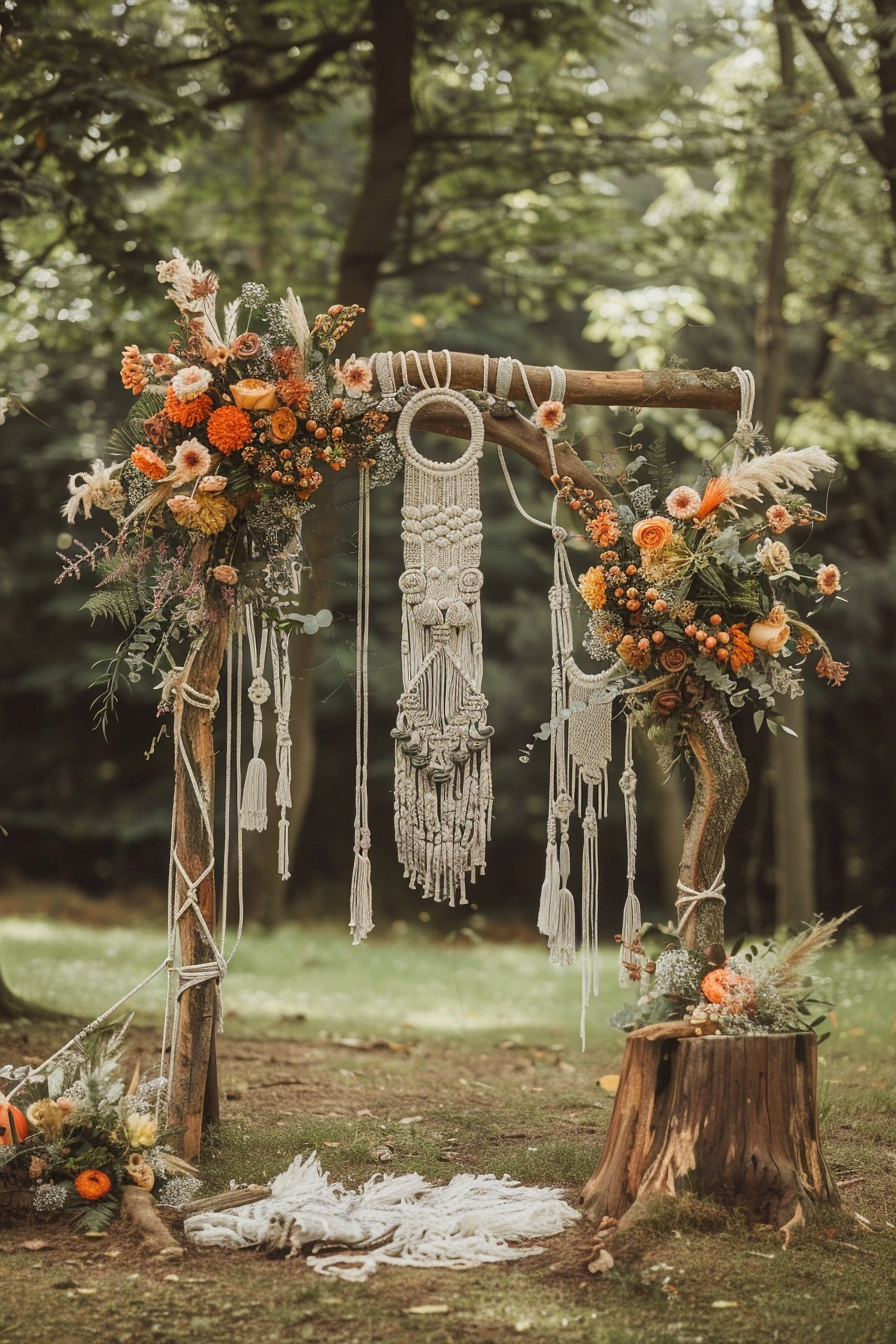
[[70, 1194, 119, 1234], [108, 388, 166, 457], [645, 439, 673, 497], [82, 583, 140, 629]]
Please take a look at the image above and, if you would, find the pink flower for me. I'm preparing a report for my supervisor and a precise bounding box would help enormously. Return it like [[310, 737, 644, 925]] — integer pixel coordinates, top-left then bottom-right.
[[212, 564, 238, 585], [170, 438, 211, 483], [766, 504, 793, 534], [171, 365, 213, 402], [230, 332, 260, 359], [665, 486, 702, 520], [167, 494, 199, 523], [198, 475, 227, 493], [336, 356, 373, 395], [816, 562, 841, 596], [534, 400, 565, 433]]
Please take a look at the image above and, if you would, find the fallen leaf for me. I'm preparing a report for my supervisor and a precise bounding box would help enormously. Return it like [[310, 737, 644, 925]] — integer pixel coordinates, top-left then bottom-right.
[[781, 1202, 805, 1250], [398, 1115, 422, 1125], [598, 1074, 620, 1095], [405, 1305, 449, 1315], [75, 1288, 97, 1296], [21, 1240, 50, 1251], [845, 1027, 866, 1037], [514, 1322, 532, 1333], [163, 1273, 180, 1283], [371, 1144, 395, 1162], [711, 1301, 739, 1309], [587, 1250, 614, 1274]]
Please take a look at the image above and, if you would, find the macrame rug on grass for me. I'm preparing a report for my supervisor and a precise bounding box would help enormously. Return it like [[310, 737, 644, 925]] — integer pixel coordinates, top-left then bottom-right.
[[184, 1152, 580, 1282]]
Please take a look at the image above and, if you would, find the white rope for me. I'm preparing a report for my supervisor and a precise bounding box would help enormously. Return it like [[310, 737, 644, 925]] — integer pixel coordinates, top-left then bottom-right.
[[675, 862, 727, 938], [350, 462, 374, 943]]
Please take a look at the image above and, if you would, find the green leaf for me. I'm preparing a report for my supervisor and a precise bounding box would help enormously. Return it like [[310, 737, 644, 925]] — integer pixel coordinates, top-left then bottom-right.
[[753, 710, 765, 732]]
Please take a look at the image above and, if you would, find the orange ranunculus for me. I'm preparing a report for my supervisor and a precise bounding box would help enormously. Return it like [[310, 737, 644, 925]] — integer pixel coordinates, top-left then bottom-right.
[[701, 967, 756, 1014], [164, 386, 212, 428], [276, 375, 314, 411], [229, 378, 278, 411], [120, 345, 147, 396], [130, 445, 168, 480], [74, 1169, 112, 1201], [631, 516, 674, 551], [207, 404, 253, 455], [270, 407, 298, 443], [695, 475, 733, 520]]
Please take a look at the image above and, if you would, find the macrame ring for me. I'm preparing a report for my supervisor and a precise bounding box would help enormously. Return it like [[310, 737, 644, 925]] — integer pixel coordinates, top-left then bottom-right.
[[396, 386, 484, 474]]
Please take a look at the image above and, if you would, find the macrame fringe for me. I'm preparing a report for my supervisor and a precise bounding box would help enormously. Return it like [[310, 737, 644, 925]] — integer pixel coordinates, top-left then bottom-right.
[[241, 607, 271, 833], [537, 839, 560, 938], [240, 755, 267, 833], [617, 712, 644, 987]]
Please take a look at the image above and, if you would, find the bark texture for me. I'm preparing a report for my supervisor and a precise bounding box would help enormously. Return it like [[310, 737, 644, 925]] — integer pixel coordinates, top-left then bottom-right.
[[167, 617, 230, 1161], [679, 695, 749, 951], [580, 1025, 838, 1228]]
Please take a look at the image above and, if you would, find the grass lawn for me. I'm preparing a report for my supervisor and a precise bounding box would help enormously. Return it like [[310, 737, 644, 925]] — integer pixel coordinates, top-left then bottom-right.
[[0, 916, 894, 1344]]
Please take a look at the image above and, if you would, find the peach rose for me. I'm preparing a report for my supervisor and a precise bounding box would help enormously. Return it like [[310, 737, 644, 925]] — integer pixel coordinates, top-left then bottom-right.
[[816, 562, 841, 596], [230, 378, 278, 411], [748, 618, 791, 654], [213, 564, 238, 585], [632, 517, 674, 551]]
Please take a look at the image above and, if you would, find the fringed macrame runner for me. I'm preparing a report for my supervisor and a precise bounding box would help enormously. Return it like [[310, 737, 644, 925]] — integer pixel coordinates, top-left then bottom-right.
[[184, 1151, 580, 1282], [391, 384, 494, 906]]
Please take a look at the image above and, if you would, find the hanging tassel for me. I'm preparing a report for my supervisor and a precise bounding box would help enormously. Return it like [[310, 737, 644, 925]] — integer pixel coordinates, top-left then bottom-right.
[[241, 755, 267, 832], [270, 630, 293, 877], [240, 608, 271, 832], [537, 838, 560, 938], [350, 464, 374, 942], [580, 793, 599, 1048], [550, 887, 576, 966], [618, 713, 643, 987]]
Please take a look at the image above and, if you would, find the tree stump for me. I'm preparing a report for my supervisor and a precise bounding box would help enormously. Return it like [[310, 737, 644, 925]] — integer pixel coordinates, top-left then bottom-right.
[[581, 1024, 838, 1228]]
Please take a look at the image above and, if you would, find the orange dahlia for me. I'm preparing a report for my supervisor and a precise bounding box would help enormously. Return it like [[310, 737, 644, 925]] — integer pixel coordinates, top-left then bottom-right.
[[164, 386, 213, 428], [701, 967, 756, 1012], [74, 1169, 112, 1201], [130, 445, 168, 480], [276, 376, 314, 412], [207, 404, 253, 455]]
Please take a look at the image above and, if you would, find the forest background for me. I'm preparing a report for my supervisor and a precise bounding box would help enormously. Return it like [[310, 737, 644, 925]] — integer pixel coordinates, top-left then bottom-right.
[[1, 0, 895, 942]]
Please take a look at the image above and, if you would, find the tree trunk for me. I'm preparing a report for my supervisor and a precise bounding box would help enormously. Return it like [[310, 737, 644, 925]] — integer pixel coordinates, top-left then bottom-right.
[[167, 617, 230, 1161], [0, 967, 59, 1022], [336, 0, 416, 320], [580, 1025, 838, 1228], [755, 2, 817, 932]]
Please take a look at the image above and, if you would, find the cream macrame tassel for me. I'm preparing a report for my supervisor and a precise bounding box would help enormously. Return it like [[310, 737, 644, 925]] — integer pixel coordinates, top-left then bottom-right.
[[270, 628, 293, 878], [241, 607, 270, 832], [350, 463, 374, 943], [617, 713, 643, 987]]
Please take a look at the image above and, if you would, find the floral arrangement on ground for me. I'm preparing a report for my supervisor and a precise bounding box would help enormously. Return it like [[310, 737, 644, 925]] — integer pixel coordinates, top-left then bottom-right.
[[0, 1021, 200, 1232], [59, 251, 401, 725], [612, 912, 852, 1036], [555, 426, 848, 760]]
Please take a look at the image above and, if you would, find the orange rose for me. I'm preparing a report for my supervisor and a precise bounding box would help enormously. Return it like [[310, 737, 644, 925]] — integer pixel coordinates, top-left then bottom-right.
[[270, 407, 298, 443], [229, 378, 278, 411], [632, 517, 674, 551]]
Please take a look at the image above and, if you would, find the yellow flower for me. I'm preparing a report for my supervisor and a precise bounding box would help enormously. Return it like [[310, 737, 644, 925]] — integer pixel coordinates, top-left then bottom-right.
[[577, 566, 607, 610], [26, 1099, 64, 1138], [125, 1113, 158, 1149], [191, 493, 238, 536]]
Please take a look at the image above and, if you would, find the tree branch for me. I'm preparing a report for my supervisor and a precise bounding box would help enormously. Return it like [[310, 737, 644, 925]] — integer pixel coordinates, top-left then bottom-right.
[[205, 31, 365, 109]]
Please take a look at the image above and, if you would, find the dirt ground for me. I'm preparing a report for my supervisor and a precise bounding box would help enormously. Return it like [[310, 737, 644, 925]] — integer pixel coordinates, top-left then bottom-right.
[[1, 1018, 893, 1344]]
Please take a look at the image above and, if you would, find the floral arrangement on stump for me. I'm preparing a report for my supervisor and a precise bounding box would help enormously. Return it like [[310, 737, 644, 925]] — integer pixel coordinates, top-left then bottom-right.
[[0, 1023, 199, 1232], [59, 251, 397, 715]]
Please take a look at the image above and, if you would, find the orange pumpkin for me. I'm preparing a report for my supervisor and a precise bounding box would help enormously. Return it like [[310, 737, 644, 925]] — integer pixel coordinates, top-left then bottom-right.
[[0, 1095, 29, 1146]]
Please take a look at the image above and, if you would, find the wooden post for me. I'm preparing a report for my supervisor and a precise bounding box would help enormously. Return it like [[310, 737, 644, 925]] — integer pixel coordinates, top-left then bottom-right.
[[167, 616, 230, 1161]]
